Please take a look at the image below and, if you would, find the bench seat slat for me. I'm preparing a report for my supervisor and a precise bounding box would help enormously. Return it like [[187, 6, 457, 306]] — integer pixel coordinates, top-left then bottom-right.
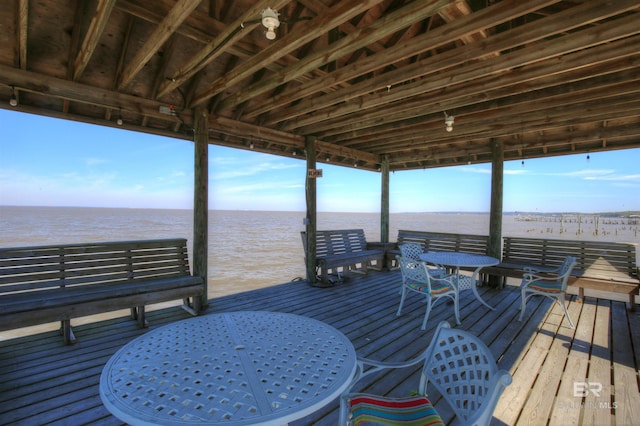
[[0, 276, 203, 312], [1, 284, 203, 332]]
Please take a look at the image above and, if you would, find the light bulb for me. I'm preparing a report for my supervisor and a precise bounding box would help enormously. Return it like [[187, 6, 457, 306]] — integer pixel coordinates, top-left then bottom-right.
[[444, 114, 454, 132], [9, 86, 17, 107], [261, 8, 279, 40]]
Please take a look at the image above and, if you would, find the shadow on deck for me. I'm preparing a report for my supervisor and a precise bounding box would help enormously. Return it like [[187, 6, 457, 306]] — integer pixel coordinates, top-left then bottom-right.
[[1, 269, 639, 425]]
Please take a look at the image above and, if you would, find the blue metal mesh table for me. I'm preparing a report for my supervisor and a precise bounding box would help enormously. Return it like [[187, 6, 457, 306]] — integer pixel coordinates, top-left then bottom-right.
[[100, 311, 357, 425]]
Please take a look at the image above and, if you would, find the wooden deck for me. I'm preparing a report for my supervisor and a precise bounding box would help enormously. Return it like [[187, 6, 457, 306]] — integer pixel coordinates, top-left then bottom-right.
[[1, 269, 638, 425]]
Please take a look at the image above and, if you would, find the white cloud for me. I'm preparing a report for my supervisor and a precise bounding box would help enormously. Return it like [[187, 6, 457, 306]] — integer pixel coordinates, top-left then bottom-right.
[[211, 159, 302, 180], [84, 157, 109, 166], [584, 173, 640, 182]]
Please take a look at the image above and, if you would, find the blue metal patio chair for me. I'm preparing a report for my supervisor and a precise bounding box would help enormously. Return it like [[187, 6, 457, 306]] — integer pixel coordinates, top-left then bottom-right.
[[400, 243, 446, 277], [519, 255, 577, 328], [340, 321, 512, 425], [396, 255, 460, 330]]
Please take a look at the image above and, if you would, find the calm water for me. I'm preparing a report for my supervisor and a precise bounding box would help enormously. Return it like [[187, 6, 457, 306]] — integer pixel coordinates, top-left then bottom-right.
[[1, 206, 638, 298]]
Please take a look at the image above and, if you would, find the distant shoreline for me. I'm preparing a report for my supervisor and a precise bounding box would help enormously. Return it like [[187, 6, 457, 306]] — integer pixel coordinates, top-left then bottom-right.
[[1, 205, 639, 217]]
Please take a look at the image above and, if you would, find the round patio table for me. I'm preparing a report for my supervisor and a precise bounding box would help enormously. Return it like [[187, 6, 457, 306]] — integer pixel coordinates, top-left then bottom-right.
[[100, 311, 357, 426], [420, 252, 499, 310]]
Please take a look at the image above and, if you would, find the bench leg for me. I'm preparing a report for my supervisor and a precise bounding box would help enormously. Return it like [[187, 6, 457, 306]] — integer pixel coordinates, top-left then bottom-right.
[[132, 306, 149, 328], [629, 294, 635, 312], [181, 296, 202, 316], [577, 287, 585, 303], [60, 320, 77, 345]]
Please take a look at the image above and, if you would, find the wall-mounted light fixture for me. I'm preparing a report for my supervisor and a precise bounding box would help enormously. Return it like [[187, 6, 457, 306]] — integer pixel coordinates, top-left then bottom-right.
[[261, 8, 280, 40], [444, 112, 454, 132], [9, 86, 18, 107]]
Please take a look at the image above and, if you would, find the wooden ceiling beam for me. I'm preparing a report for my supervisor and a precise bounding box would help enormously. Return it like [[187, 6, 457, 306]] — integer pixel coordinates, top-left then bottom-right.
[[72, 0, 117, 81], [337, 72, 640, 148], [377, 98, 640, 156], [279, 0, 640, 131], [215, 0, 452, 112], [246, 0, 548, 120], [390, 123, 640, 168], [191, 0, 389, 108], [256, 0, 574, 124], [329, 59, 640, 145], [16, 0, 28, 70], [117, 0, 329, 84], [118, 0, 254, 57], [438, 1, 493, 48], [208, 115, 380, 166], [117, 0, 201, 90], [156, 0, 293, 99], [297, 0, 388, 55], [0, 64, 188, 124], [299, 30, 640, 137]]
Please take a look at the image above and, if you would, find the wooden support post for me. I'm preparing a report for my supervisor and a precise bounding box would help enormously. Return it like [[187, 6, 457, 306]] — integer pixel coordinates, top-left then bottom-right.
[[489, 139, 504, 288], [380, 156, 390, 268], [305, 136, 317, 285], [380, 156, 389, 244], [193, 108, 209, 306]]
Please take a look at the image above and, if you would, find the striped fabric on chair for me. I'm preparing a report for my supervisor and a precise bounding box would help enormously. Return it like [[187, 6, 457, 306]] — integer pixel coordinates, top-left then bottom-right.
[[405, 279, 452, 295], [348, 394, 445, 426], [528, 280, 563, 293]]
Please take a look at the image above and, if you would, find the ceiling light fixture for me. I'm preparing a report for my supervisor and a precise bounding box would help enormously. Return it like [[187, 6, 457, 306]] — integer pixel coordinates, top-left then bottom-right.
[[261, 8, 280, 40], [444, 112, 454, 132], [9, 86, 18, 107], [116, 108, 123, 126]]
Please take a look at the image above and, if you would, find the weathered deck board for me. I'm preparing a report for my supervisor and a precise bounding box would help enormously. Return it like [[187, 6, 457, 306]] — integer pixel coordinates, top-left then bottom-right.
[[0, 269, 638, 425]]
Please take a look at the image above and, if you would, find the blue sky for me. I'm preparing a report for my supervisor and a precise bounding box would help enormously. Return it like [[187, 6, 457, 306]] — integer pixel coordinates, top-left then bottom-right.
[[1, 109, 638, 213]]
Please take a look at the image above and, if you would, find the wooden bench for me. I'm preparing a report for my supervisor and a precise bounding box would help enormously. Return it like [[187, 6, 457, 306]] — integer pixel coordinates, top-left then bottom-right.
[[301, 229, 385, 285], [484, 237, 639, 311], [387, 230, 490, 270], [0, 238, 205, 344]]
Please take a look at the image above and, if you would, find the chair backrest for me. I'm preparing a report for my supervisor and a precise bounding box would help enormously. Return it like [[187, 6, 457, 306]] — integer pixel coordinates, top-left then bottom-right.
[[400, 243, 424, 260], [397, 255, 431, 286], [419, 322, 512, 426], [557, 256, 577, 290]]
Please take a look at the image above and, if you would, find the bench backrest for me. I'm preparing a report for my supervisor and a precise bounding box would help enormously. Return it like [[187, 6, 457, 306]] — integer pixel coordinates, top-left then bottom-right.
[[396, 230, 489, 255], [301, 229, 369, 258], [0, 238, 193, 295], [502, 237, 638, 279]]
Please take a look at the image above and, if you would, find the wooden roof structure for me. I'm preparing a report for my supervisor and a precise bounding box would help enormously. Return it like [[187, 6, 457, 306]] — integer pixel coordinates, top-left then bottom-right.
[[1, 0, 639, 172]]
